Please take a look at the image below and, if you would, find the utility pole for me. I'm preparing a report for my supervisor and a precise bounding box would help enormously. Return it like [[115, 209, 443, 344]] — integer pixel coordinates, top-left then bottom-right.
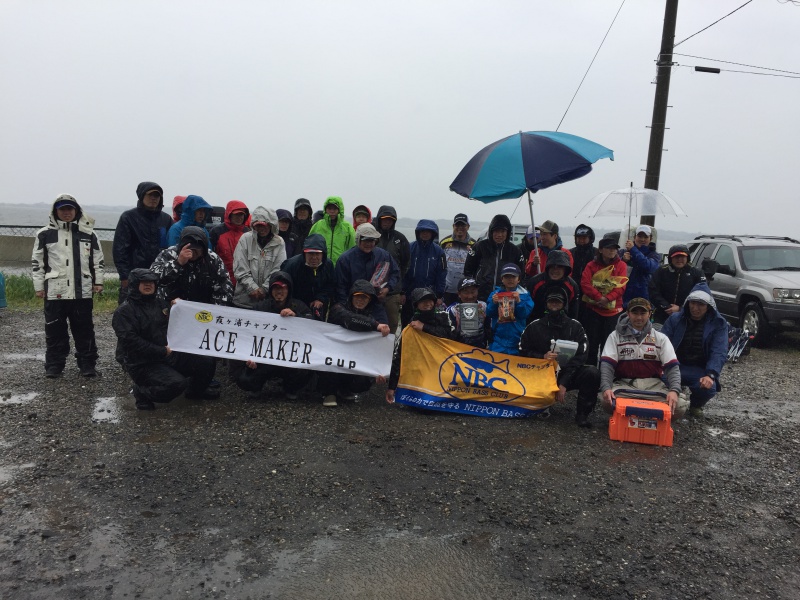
[[642, 0, 679, 227]]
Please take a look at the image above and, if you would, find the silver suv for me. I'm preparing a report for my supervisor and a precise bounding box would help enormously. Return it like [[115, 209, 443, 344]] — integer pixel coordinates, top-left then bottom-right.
[[688, 235, 800, 346]]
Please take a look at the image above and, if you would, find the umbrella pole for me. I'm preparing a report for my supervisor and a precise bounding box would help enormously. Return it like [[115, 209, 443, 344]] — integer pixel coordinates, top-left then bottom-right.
[[627, 181, 633, 242], [526, 189, 541, 274]]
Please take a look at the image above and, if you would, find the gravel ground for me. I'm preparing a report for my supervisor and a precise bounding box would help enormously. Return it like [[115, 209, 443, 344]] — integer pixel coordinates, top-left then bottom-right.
[[1, 308, 799, 599]]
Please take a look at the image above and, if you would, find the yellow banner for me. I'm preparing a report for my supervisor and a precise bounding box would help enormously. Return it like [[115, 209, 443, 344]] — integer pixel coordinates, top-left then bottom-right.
[[396, 328, 558, 417]]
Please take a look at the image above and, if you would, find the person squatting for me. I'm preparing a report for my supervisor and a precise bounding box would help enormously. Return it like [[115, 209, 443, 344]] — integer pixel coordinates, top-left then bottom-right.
[[33, 187, 727, 425]]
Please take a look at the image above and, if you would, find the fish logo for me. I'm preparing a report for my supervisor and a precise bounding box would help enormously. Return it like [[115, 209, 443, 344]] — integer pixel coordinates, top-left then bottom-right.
[[195, 310, 213, 323], [438, 348, 526, 402]]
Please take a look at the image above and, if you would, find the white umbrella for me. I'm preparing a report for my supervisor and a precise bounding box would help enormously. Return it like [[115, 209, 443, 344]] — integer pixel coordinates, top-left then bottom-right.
[[575, 183, 687, 239]]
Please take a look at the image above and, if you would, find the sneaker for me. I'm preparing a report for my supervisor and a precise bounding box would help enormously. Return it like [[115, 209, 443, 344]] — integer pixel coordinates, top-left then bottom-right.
[[45, 368, 63, 379], [575, 413, 592, 428], [80, 366, 98, 377], [689, 406, 704, 418], [185, 388, 221, 401], [322, 395, 338, 407]]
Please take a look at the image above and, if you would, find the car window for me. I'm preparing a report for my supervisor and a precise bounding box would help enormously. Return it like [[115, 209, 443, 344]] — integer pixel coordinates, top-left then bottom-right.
[[714, 244, 736, 270], [693, 243, 718, 266], [740, 246, 800, 271]]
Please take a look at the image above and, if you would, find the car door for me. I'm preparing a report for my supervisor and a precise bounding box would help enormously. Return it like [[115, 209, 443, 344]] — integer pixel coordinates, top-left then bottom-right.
[[709, 243, 739, 318]]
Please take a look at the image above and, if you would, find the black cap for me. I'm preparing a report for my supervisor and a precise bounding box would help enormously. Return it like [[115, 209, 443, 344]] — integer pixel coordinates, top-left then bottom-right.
[[458, 277, 479, 291], [453, 213, 469, 225], [599, 235, 620, 250]]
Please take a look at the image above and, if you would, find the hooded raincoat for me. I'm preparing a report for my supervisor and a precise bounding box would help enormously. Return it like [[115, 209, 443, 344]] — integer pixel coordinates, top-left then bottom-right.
[[463, 214, 525, 301], [167, 195, 213, 247], [279, 233, 336, 317], [232, 207, 287, 308], [404, 220, 447, 297], [308, 196, 356, 266], [209, 200, 250, 287]]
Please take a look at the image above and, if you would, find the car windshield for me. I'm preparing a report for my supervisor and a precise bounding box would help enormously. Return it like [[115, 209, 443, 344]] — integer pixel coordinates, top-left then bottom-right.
[[740, 246, 800, 271]]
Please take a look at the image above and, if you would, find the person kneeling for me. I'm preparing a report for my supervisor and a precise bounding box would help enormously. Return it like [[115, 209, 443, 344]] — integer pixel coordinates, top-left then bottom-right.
[[446, 277, 491, 348], [519, 288, 599, 427], [661, 283, 728, 417], [319, 280, 391, 407], [237, 271, 312, 400], [112, 268, 218, 411], [386, 288, 453, 404], [598, 297, 688, 418]]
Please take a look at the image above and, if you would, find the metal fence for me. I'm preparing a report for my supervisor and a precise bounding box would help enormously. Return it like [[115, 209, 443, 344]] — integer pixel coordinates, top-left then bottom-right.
[[0, 225, 117, 241]]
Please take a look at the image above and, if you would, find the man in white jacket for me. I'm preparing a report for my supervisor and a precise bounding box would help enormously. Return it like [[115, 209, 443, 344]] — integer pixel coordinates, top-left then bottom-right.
[[32, 194, 104, 378], [232, 207, 287, 309]]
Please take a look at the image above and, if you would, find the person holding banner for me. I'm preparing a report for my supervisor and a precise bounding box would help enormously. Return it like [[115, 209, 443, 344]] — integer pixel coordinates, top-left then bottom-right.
[[446, 277, 491, 348], [319, 279, 391, 407], [280, 233, 336, 321], [519, 288, 599, 427], [237, 271, 313, 400], [386, 288, 452, 404], [112, 268, 218, 410], [486, 263, 533, 356]]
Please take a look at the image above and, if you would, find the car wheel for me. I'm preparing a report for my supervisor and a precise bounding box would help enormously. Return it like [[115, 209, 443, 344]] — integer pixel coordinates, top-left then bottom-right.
[[741, 301, 772, 348]]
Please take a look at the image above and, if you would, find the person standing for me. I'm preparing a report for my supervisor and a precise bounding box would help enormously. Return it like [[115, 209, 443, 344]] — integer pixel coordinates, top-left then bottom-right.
[[209, 200, 250, 288], [569, 224, 596, 293], [351, 205, 372, 230], [32, 194, 104, 378], [649, 244, 706, 324], [167, 195, 214, 247], [291, 198, 314, 251], [401, 220, 447, 326], [621, 224, 660, 308], [276, 209, 299, 257], [525, 220, 574, 276], [373, 205, 410, 334], [113, 181, 173, 304], [439, 213, 476, 306], [463, 214, 525, 302], [232, 207, 287, 309], [308, 196, 356, 266]]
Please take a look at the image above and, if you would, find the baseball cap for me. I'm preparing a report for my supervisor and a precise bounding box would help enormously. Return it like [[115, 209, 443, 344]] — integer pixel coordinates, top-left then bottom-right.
[[356, 223, 381, 240], [270, 281, 288, 289], [353, 207, 370, 216], [500, 263, 521, 277], [669, 244, 690, 259], [635, 225, 652, 236], [575, 225, 591, 236], [453, 213, 469, 225], [546, 288, 568, 304], [599, 235, 620, 250], [54, 195, 78, 210], [536, 220, 559, 234], [627, 297, 652, 312], [458, 277, 479, 291]]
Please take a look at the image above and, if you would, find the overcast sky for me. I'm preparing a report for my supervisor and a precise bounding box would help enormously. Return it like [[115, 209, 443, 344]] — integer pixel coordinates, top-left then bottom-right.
[[1, 0, 798, 236]]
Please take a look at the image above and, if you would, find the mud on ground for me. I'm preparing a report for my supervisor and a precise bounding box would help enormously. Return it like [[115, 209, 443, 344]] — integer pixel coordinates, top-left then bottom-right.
[[1, 309, 798, 599]]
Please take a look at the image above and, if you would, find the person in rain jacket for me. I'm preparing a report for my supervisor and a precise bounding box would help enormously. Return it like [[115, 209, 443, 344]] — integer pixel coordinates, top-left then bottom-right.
[[318, 279, 391, 407], [486, 263, 533, 355], [112, 181, 173, 304], [209, 200, 250, 288], [401, 219, 447, 326], [525, 220, 574, 276], [386, 287, 453, 404], [581, 236, 628, 366], [621, 224, 660, 307], [335, 223, 399, 307], [440, 213, 476, 306], [291, 198, 314, 252], [112, 268, 218, 410], [524, 249, 579, 323], [649, 244, 706, 324], [661, 283, 728, 416], [463, 214, 525, 302], [237, 271, 313, 399], [373, 205, 411, 334], [167, 195, 213, 247], [570, 224, 596, 292], [280, 233, 336, 320], [172, 196, 186, 223], [351, 204, 372, 230], [32, 194, 104, 378], [151, 226, 233, 306], [232, 207, 287, 309], [276, 209, 299, 258], [308, 196, 356, 266]]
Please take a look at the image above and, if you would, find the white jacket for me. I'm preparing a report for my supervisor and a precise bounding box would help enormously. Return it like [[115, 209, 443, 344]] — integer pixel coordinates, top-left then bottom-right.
[[31, 195, 105, 300], [232, 206, 286, 308]]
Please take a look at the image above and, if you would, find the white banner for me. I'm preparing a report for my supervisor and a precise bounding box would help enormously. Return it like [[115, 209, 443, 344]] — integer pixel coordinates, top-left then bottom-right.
[[167, 301, 394, 377]]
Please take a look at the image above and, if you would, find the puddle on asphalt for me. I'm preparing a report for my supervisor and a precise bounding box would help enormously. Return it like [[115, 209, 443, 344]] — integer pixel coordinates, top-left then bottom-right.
[[4, 353, 45, 361], [0, 462, 35, 484], [92, 397, 121, 423], [0, 391, 38, 405]]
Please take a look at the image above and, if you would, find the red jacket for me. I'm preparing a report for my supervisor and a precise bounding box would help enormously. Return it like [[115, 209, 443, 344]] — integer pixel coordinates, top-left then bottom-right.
[[211, 200, 250, 287], [525, 245, 574, 276], [580, 255, 627, 317]]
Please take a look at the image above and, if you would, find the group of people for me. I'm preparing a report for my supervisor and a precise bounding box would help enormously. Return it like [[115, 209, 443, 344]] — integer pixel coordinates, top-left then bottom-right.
[[31, 182, 728, 426]]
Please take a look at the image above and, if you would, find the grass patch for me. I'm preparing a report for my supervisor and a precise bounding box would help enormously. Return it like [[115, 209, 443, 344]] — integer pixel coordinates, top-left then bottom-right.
[[2, 273, 120, 312]]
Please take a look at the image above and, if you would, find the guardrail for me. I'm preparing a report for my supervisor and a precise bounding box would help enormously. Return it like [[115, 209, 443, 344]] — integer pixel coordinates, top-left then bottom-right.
[[0, 224, 116, 241]]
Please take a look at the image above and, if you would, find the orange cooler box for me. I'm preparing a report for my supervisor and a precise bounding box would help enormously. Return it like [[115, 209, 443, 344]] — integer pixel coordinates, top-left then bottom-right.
[[609, 397, 673, 447]]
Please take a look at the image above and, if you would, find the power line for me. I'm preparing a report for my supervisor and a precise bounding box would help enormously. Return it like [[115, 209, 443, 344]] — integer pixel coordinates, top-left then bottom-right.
[[673, 0, 753, 48], [675, 63, 800, 79], [555, 0, 626, 132], [673, 53, 800, 76]]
